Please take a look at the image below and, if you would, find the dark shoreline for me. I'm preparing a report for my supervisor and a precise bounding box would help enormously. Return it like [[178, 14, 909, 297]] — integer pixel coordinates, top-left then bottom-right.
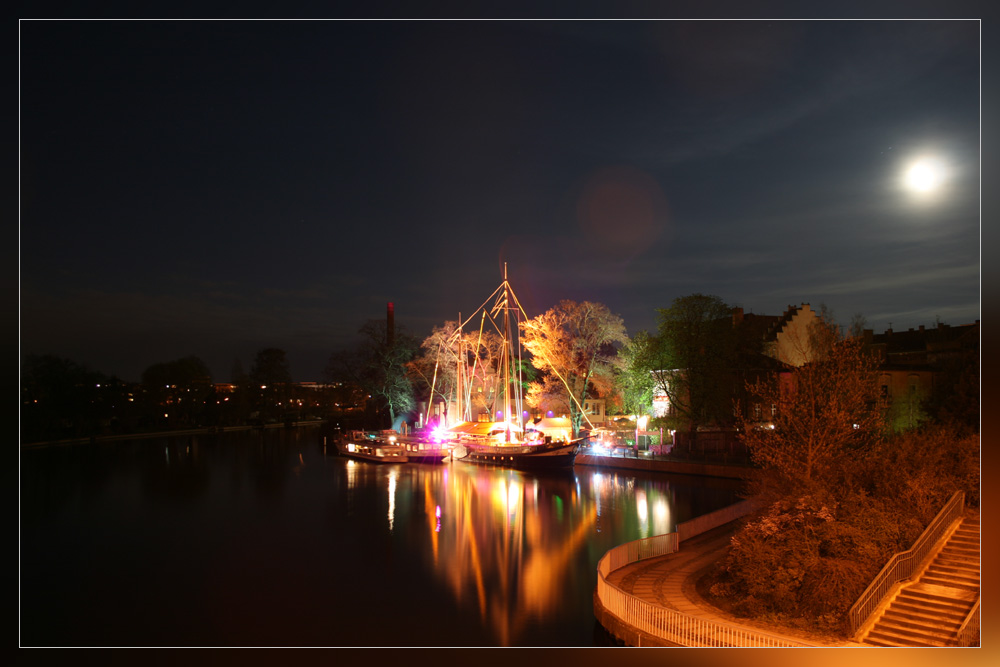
[[20, 419, 328, 449]]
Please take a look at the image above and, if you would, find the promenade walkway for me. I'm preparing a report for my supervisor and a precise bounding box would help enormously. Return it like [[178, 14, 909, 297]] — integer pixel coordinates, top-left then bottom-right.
[[596, 520, 861, 647]]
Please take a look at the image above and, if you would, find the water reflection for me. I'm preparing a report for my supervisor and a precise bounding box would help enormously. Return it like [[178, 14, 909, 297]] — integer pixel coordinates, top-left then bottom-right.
[[375, 461, 727, 646], [21, 430, 741, 647]]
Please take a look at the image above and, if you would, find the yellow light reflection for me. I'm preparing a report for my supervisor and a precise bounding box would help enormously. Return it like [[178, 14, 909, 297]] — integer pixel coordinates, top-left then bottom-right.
[[388, 471, 397, 532], [636, 488, 648, 536], [346, 459, 357, 489], [424, 476, 439, 564], [653, 498, 672, 535]]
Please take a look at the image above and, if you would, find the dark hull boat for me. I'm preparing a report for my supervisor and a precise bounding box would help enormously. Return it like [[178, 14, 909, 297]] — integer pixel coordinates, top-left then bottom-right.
[[454, 438, 580, 469]]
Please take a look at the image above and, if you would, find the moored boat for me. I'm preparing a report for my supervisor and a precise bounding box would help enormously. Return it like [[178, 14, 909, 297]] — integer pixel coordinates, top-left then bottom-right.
[[393, 434, 453, 463], [455, 436, 580, 469], [419, 268, 587, 471], [337, 430, 408, 463]]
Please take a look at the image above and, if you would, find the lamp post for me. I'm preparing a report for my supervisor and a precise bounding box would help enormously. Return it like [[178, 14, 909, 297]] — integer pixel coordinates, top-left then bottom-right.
[[636, 414, 649, 455]]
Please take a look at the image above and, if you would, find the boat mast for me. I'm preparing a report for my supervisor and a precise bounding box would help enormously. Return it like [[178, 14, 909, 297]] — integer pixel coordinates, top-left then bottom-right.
[[503, 265, 512, 443], [455, 313, 462, 427]]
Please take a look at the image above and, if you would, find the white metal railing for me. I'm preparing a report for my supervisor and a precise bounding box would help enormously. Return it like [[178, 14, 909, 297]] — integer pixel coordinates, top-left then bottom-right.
[[956, 599, 980, 647], [677, 500, 756, 543], [596, 503, 810, 647], [846, 490, 966, 637]]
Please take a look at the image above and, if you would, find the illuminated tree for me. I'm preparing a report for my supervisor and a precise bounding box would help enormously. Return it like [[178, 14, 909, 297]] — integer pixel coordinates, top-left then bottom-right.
[[521, 300, 627, 436], [613, 329, 656, 418], [738, 334, 886, 497], [407, 323, 514, 425], [407, 321, 462, 424]]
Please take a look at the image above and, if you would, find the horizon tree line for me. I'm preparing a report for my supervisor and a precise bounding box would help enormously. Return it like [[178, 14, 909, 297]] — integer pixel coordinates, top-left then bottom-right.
[[21, 293, 978, 443]]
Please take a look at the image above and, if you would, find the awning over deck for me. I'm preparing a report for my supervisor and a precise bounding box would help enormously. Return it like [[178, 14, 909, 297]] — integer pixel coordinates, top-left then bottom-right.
[[447, 421, 522, 436]]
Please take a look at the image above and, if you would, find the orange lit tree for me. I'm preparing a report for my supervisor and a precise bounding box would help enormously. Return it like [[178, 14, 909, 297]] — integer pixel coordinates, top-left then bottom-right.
[[520, 300, 627, 436], [738, 333, 886, 499]]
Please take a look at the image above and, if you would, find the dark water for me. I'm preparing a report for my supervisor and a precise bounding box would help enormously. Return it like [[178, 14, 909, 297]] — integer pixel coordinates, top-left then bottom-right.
[[20, 426, 743, 647]]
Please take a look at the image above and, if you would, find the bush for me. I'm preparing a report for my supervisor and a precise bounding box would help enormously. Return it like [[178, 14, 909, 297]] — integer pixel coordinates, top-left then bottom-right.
[[709, 489, 937, 627]]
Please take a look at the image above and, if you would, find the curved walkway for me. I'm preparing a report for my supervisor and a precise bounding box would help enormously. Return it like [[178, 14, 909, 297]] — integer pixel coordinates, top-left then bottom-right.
[[597, 521, 862, 647]]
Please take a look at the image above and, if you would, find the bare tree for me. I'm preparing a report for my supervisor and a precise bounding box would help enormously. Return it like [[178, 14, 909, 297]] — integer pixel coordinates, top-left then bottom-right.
[[738, 333, 886, 498], [327, 320, 417, 430]]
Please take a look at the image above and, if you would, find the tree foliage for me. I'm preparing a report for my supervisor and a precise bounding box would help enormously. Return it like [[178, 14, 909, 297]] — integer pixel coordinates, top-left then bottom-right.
[[21, 354, 123, 440], [406, 322, 515, 424], [710, 491, 913, 631], [249, 348, 291, 387], [923, 347, 979, 436], [407, 321, 462, 423], [738, 335, 885, 498], [613, 329, 657, 417], [327, 320, 417, 429], [141, 355, 215, 427], [521, 300, 627, 435], [652, 294, 737, 432], [709, 316, 979, 635], [142, 355, 213, 389]]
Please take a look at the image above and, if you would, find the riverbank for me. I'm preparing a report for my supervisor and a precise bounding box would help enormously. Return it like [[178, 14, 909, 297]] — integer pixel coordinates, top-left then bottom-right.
[[20, 420, 327, 449], [575, 452, 752, 480]]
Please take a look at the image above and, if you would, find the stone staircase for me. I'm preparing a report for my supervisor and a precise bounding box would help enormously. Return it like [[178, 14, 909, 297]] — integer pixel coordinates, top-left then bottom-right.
[[863, 514, 980, 647]]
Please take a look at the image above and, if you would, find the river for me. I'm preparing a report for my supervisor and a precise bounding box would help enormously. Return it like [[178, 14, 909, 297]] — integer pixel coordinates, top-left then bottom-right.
[[20, 425, 744, 647]]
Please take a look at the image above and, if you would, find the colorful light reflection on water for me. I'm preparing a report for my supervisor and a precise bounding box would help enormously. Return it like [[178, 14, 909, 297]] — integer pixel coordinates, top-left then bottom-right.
[[20, 428, 742, 646]]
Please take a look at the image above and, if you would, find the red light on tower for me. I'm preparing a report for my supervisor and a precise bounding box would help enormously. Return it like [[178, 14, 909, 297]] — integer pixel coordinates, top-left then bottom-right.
[[387, 302, 395, 347]]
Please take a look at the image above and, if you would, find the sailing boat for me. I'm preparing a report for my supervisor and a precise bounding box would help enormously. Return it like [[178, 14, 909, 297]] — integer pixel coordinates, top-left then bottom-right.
[[440, 268, 581, 470]]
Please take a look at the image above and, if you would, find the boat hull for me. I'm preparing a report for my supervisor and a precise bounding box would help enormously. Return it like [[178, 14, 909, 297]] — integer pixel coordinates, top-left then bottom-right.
[[406, 453, 450, 463], [457, 440, 580, 470], [336, 431, 408, 463], [336, 446, 409, 463], [395, 437, 452, 463]]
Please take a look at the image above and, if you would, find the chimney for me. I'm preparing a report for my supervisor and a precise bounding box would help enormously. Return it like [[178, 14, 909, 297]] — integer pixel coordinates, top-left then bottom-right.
[[387, 302, 395, 347], [732, 307, 744, 327]]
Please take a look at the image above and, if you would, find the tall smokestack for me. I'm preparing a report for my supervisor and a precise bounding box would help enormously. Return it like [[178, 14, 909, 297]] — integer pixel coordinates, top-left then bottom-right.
[[387, 302, 395, 347]]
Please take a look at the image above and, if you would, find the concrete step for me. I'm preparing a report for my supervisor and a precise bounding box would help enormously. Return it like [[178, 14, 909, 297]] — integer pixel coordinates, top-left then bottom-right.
[[935, 552, 980, 566], [879, 605, 962, 632], [951, 530, 979, 540], [932, 564, 980, 578], [920, 577, 979, 593], [878, 616, 959, 642], [896, 591, 972, 610], [865, 626, 949, 647], [922, 576, 980, 592], [891, 601, 967, 625], [940, 545, 980, 558], [925, 565, 980, 583]]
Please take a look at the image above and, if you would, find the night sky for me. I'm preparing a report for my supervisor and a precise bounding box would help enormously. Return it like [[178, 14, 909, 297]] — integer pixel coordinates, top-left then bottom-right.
[[20, 19, 981, 382]]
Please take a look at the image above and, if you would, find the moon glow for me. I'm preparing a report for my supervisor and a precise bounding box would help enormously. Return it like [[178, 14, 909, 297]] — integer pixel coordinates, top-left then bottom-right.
[[904, 158, 944, 193]]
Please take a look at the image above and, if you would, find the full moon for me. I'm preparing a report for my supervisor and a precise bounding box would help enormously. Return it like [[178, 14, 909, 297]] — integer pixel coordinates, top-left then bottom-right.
[[904, 158, 944, 193]]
